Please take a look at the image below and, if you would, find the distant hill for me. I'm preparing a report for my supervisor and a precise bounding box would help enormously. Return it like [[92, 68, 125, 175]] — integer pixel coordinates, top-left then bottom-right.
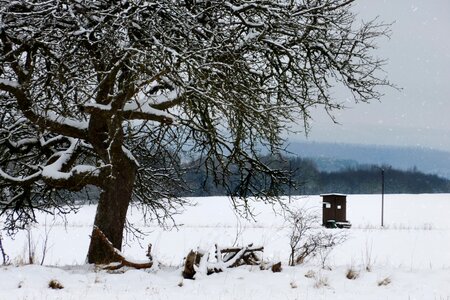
[[183, 155, 450, 196], [286, 141, 450, 179]]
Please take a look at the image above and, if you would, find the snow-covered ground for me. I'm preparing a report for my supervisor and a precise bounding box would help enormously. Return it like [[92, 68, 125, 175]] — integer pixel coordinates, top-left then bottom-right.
[[1, 194, 449, 299]]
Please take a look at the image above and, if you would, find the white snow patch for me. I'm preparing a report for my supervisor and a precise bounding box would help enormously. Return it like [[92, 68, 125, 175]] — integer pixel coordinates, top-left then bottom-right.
[[1, 194, 450, 299], [45, 111, 88, 130], [123, 99, 173, 120], [0, 79, 20, 88], [41, 138, 99, 180]]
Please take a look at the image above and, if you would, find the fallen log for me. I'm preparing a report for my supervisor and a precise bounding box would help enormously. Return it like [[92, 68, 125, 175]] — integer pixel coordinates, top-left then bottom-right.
[[217, 244, 263, 267], [219, 245, 264, 253], [91, 226, 153, 271]]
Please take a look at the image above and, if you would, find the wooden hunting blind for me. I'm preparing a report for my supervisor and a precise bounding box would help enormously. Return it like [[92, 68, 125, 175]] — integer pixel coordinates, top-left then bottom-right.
[[321, 193, 351, 228]]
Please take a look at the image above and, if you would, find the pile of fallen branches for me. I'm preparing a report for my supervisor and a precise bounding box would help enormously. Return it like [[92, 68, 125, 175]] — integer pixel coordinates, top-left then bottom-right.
[[182, 244, 264, 279], [92, 227, 280, 277]]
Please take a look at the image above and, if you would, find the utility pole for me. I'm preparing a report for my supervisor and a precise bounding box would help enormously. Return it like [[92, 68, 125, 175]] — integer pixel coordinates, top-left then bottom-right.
[[381, 168, 385, 227], [288, 159, 292, 203]]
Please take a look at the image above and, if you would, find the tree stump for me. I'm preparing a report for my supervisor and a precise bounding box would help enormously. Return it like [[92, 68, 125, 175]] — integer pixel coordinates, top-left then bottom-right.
[[182, 250, 198, 279], [271, 262, 282, 273]]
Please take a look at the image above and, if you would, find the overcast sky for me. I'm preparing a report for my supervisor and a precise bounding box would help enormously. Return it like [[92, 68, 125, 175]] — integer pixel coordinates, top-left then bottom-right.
[[289, 0, 450, 152]]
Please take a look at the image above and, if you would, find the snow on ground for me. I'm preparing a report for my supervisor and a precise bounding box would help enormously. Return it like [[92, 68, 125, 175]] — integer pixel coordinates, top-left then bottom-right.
[[1, 194, 449, 299]]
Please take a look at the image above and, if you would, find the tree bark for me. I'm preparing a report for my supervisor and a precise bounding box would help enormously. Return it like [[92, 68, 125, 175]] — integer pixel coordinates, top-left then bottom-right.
[[87, 157, 136, 264]]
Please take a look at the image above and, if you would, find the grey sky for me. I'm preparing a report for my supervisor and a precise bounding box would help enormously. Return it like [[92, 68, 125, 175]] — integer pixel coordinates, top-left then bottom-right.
[[289, 0, 450, 152]]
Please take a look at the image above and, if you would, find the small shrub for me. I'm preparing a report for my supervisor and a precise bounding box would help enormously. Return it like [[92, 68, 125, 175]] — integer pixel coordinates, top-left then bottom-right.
[[13, 254, 29, 267], [48, 279, 64, 289], [0, 232, 10, 265], [377, 277, 391, 286], [304, 270, 316, 279], [286, 208, 346, 267], [26, 227, 36, 265], [362, 239, 375, 272], [346, 267, 359, 280], [313, 275, 329, 289]]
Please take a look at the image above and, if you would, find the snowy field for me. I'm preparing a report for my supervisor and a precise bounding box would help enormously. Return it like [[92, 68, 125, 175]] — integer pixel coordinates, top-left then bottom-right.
[[1, 194, 449, 300]]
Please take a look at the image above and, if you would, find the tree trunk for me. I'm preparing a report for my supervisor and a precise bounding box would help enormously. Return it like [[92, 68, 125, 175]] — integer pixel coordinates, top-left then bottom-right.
[[87, 157, 136, 264]]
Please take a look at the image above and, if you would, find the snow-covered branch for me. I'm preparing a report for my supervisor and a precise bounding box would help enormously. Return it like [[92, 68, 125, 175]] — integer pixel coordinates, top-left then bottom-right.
[[38, 138, 105, 189], [122, 101, 175, 123], [0, 168, 41, 185]]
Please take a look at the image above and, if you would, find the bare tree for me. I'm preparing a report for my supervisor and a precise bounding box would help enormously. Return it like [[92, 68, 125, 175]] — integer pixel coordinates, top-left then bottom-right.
[[0, 0, 391, 264]]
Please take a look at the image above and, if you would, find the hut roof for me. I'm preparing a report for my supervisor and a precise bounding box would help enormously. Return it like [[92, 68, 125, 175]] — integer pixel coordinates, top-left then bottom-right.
[[320, 193, 347, 197]]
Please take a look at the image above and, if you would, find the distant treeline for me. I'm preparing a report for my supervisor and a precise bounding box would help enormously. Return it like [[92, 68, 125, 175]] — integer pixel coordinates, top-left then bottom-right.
[[184, 156, 450, 196]]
